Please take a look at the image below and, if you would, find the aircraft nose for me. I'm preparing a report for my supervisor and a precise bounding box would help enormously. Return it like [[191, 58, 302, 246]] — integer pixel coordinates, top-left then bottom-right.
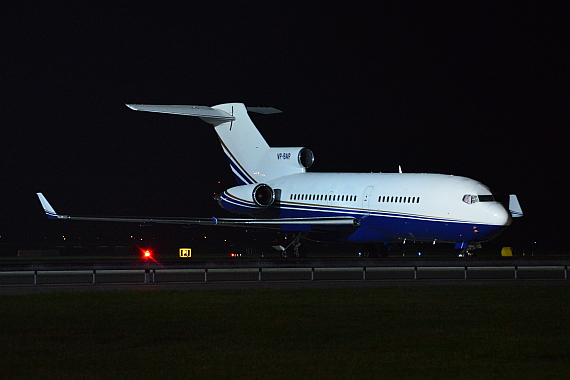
[[486, 203, 511, 226]]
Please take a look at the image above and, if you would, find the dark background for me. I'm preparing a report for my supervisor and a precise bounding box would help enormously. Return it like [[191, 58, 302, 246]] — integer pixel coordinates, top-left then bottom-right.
[[1, 3, 568, 254]]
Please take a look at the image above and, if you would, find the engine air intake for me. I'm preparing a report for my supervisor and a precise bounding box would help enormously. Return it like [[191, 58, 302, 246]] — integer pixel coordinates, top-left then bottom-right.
[[298, 148, 314, 169], [253, 184, 275, 207]]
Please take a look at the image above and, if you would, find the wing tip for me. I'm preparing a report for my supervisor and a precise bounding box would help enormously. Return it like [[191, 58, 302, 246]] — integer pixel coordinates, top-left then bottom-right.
[[36, 193, 59, 219]]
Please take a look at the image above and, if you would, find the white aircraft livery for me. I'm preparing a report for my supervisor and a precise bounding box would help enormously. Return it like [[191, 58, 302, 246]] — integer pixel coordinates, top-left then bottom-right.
[[38, 103, 523, 256]]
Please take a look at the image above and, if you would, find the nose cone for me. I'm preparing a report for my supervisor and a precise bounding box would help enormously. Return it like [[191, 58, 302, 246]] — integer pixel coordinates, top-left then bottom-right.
[[486, 203, 511, 226]]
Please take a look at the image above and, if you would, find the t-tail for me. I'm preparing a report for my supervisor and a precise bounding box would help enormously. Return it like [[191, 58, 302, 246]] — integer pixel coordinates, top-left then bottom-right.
[[126, 103, 314, 184]]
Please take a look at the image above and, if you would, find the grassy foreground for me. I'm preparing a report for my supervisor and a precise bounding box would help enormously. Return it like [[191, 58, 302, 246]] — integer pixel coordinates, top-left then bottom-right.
[[1, 286, 569, 379]]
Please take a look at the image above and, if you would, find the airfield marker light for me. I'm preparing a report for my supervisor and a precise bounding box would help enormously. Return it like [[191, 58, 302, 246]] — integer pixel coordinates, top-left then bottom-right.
[[144, 250, 151, 258]]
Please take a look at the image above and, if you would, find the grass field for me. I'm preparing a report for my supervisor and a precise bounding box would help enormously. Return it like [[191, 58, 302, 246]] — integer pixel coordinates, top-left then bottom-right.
[[1, 286, 569, 379]]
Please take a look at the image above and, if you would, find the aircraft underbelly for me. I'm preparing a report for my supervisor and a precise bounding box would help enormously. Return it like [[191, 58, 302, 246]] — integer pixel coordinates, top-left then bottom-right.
[[346, 215, 506, 243], [277, 206, 505, 243]]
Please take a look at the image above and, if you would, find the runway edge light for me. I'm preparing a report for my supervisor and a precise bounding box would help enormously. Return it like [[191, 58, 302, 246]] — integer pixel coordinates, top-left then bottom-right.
[[179, 248, 191, 258]]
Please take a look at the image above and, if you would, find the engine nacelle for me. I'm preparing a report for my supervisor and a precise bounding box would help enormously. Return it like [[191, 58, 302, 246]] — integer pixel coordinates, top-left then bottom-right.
[[297, 147, 315, 169], [252, 183, 275, 207], [219, 183, 277, 214], [276, 147, 313, 169], [255, 147, 314, 179]]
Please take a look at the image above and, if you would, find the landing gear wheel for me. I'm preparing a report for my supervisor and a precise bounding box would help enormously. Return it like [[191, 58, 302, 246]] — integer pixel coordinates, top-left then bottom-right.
[[458, 244, 479, 258], [360, 243, 389, 258], [274, 233, 305, 258]]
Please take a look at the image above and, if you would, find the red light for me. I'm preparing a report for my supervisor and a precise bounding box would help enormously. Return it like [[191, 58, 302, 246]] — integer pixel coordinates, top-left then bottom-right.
[[144, 250, 151, 257], [230, 253, 235, 257]]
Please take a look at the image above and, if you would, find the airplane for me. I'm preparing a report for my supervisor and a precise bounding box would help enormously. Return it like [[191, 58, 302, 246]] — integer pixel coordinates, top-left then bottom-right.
[[37, 102, 523, 257]]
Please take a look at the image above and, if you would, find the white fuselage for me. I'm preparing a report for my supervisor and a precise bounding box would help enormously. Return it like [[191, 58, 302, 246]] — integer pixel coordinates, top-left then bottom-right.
[[220, 172, 511, 244]]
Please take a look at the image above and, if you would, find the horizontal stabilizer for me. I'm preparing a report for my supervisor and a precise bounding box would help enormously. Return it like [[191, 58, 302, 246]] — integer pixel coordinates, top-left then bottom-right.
[[509, 194, 523, 218], [245, 107, 282, 115], [126, 104, 235, 125]]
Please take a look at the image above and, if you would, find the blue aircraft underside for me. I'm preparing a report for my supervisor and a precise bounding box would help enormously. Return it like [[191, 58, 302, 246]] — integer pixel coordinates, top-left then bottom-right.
[[218, 193, 506, 244]]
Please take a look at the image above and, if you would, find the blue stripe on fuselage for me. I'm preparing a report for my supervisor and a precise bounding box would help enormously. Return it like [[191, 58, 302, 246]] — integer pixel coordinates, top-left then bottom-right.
[[278, 203, 506, 243], [218, 194, 506, 243], [222, 150, 255, 185]]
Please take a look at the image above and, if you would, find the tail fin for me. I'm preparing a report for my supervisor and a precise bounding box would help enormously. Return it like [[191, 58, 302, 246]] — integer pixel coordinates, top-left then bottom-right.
[[127, 103, 313, 184], [211, 103, 270, 184]]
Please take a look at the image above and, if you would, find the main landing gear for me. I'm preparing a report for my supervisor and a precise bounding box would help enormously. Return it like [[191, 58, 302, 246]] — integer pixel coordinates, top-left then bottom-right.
[[359, 243, 389, 258], [272, 233, 306, 258]]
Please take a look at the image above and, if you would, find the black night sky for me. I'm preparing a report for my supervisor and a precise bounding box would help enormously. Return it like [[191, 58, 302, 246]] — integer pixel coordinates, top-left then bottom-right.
[[1, 3, 568, 252]]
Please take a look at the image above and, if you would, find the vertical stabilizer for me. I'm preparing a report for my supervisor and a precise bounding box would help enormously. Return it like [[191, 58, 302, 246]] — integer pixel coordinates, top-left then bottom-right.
[[212, 103, 271, 185]]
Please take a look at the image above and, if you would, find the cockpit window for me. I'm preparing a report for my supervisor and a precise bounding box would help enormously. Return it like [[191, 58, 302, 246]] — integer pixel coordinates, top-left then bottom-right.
[[463, 194, 495, 204]]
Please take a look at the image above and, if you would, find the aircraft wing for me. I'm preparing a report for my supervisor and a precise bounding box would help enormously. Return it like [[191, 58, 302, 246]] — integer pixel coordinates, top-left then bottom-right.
[[37, 193, 360, 230]]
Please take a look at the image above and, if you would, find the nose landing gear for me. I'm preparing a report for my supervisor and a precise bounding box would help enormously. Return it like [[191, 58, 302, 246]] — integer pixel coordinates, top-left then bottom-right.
[[458, 243, 481, 257]]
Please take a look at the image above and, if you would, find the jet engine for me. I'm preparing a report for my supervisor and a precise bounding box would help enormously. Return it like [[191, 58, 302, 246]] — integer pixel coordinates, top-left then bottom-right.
[[256, 147, 314, 179], [297, 147, 314, 169], [252, 183, 275, 207], [218, 183, 278, 214]]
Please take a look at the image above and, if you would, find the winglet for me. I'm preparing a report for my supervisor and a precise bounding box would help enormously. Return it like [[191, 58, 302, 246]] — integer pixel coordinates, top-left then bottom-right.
[[508, 194, 523, 218], [36, 193, 59, 219]]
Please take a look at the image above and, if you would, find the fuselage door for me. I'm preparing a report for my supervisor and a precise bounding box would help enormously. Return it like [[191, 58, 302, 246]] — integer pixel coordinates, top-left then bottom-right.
[[362, 186, 374, 210], [327, 191, 334, 206]]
